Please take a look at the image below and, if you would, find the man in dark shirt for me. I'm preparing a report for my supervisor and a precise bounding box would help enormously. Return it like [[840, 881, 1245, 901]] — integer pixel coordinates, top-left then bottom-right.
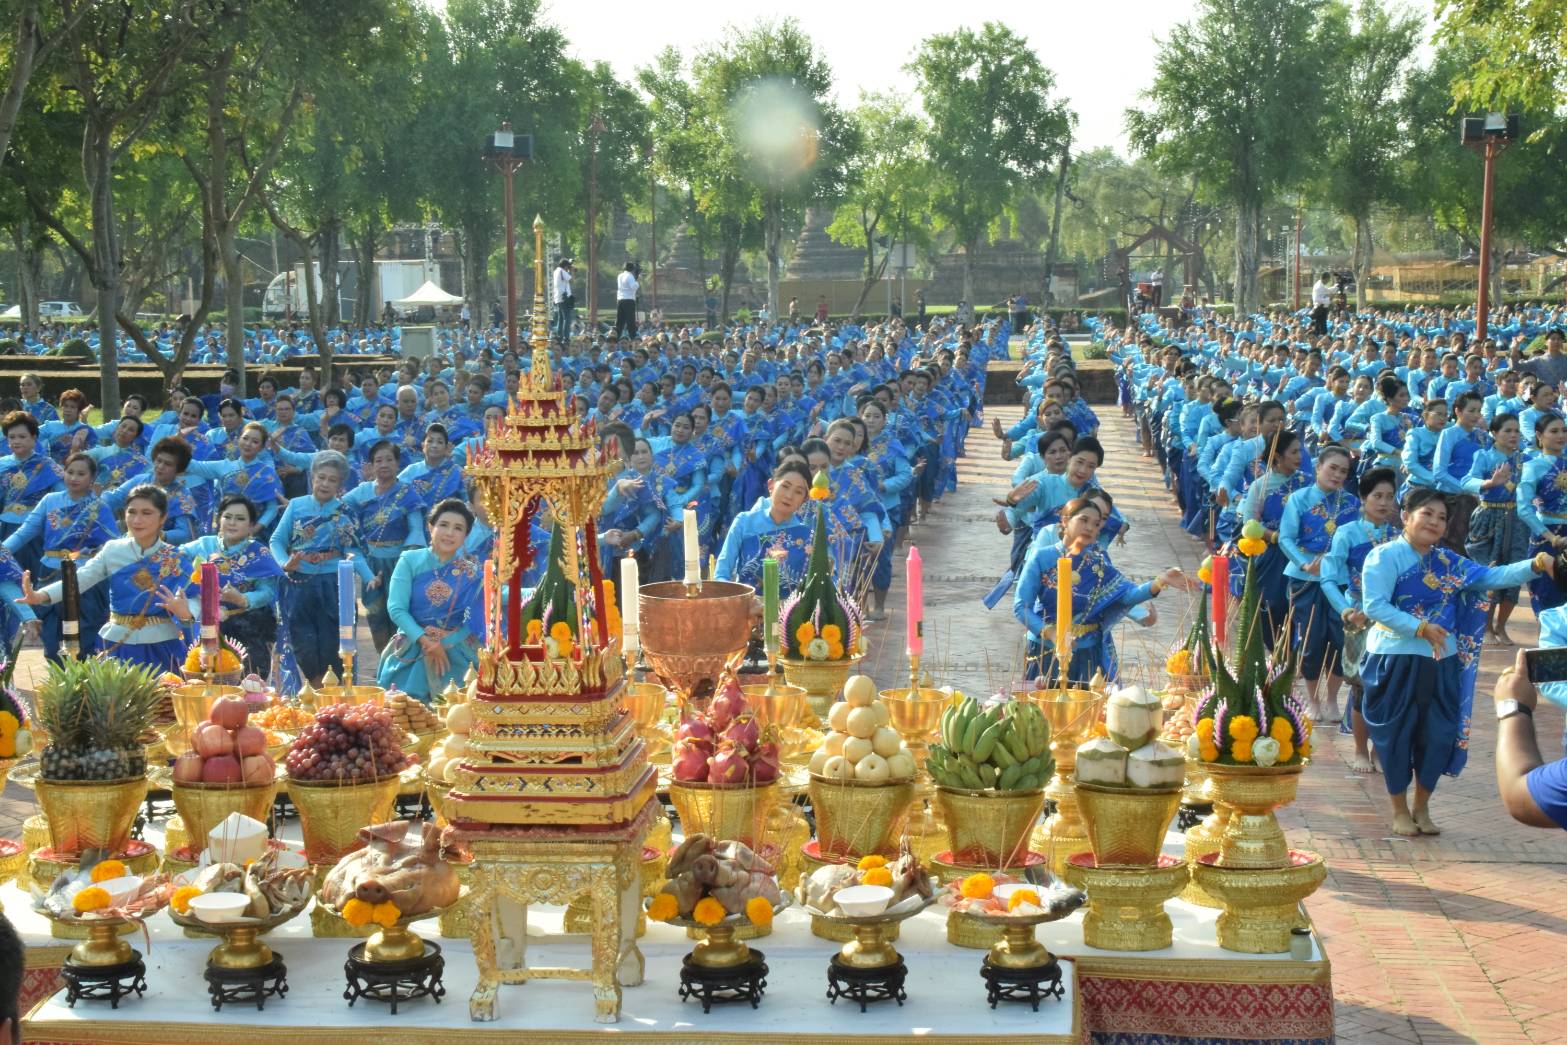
[[1493, 648, 1567, 829]]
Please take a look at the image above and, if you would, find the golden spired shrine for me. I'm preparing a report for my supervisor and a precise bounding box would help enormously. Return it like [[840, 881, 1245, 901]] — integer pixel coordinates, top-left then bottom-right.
[[445, 216, 656, 1024]]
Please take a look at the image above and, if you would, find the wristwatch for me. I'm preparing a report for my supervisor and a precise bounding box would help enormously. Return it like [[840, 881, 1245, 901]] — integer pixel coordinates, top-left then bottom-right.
[[1496, 699, 1533, 722]]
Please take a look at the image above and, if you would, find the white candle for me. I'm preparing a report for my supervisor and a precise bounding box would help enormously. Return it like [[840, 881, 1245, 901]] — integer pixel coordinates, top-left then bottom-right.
[[683, 509, 701, 586], [620, 556, 640, 651]]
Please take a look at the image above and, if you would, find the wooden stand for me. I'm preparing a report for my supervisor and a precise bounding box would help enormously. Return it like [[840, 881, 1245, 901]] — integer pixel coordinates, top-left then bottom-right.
[[981, 956, 1065, 1011], [826, 956, 908, 1011], [62, 955, 146, 1009], [677, 950, 769, 1012], [205, 955, 288, 1011], [344, 941, 446, 1014]]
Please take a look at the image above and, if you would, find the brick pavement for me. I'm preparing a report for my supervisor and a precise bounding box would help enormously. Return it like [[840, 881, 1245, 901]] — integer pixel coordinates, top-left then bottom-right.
[[4, 407, 1566, 1042]]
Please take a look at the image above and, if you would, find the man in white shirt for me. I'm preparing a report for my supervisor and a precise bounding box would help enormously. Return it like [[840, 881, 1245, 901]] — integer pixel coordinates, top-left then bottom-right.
[[552, 257, 574, 343], [615, 261, 639, 339], [1310, 271, 1332, 336]]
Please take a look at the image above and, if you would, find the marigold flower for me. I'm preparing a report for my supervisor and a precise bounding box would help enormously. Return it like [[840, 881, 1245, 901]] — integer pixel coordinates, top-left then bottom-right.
[[821, 624, 842, 643], [693, 896, 727, 926], [372, 901, 402, 928], [860, 867, 894, 887], [90, 859, 127, 883], [856, 854, 888, 871], [1237, 536, 1267, 557], [550, 621, 572, 639], [1166, 650, 1192, 674], [1006, 889, 1041, 911], [647, 893, 679, 922], [1196, 717, 1215, 739], [72, 886, 110, 914], [1228, 715, 1259, 742], [341, 897, 373, 927], [1199, 741, 1220, 763], [959, 873, 995, 900], [1197, 565, 1213, 584], [1276, 738, 1295, 764], [171, 885, 202, 915], [795, 622, 816, 647], [744, 896, 774, 926], [1231, 739, 1254, 763], [1299, 740, 1313, 759], [1270, 716, 1293, 742]]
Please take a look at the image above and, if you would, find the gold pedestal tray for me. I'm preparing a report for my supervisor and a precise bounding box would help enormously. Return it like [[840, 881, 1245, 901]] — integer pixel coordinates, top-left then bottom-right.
[[667, 779, 779, 851], [797, 894, 934, 969], [1202, 761, 1305, 870], [930, 850, 1048, 949], [22, 813, 50, 857], [935, 785, 1045, 868], [169, 778, 280, 850], [1076, 782, 1183, 867], [60, 916, 138, 968], [28, 840, 160, 906], [1190, 850, 1326, 953], [285, 772, 402, 866], [1182, 801, 1233, 908], [0, 838, 23, 885], [325, 894, 464, 963], [744, 681, 813, 732], [652, 896, 789, 970], [780, 654, 863, 723], [170, 901, 310, 969], [1063, 853, 1188, 951], [1021, 686, 1107, 876], [808, 775, 915, 861], [34, 774, 150, 859]]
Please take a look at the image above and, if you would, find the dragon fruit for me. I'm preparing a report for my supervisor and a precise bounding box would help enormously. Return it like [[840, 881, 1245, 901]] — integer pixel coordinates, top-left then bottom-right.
[[752, 738, 781, 783], [677, 718, 715, 746], [720, 712, 761, 753], [672, 738, 712, 782], [706, 740, 752, 784], [708, 683, 747, 731]]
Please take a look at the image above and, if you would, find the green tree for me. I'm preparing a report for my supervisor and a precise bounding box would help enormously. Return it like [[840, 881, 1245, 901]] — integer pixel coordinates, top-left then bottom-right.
[[1438, 0, 1567, 114], [0, 2, 91, 169], [909, 22, 1074, 304], [1127, 0, 1334, 313], [1319, 0, 1422, 308], [826, 92, 930, 319]]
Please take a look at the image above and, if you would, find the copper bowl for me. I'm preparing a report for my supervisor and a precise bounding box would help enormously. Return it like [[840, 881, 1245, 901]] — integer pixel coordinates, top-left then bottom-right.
[[638, 580, 755, 710]]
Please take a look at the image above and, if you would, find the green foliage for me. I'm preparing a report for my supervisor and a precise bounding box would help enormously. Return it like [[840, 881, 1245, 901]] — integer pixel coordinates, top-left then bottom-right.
[[826, 92, 932, 302], [50, 339, 94, 361], [1438, 0, 1567, 114]]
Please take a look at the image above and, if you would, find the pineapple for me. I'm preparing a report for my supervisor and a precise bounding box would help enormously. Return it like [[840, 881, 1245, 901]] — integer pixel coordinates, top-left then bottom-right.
[[34, 657, 165, 781]]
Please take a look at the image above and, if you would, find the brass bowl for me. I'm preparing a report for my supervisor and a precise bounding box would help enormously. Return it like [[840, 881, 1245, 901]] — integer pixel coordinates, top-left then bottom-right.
[[1074, 782, 1183, 867], [667, 779, 780, 850], [34, 776, 150, 859], [1202, 761, 1306, 870], [935, 786, 1045, 867], [880, 688, 952, 751], [780, 655, 863, 722], [171, 684, 246, 728], [312, 684, 386, 708], [170, 779, 280, 852], [743, 683, 810, 731], [620, 682, 671, 732], [284, 774, 401, 865], [639, 580, 755, 710], [1020, 686, 1106, 739], [808, 774, 915, 860]]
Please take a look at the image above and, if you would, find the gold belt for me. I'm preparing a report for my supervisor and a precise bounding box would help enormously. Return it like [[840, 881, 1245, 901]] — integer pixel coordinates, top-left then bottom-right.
[[1478, 501, 1516, 509], [110, 612, 164, 629]]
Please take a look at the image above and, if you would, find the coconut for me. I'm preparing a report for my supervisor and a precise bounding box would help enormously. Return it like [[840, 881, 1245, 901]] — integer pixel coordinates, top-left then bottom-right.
[[1126, 740, 1186, 788], [1106, 685, 1162, 750], [1075, 737, 1129, 786]]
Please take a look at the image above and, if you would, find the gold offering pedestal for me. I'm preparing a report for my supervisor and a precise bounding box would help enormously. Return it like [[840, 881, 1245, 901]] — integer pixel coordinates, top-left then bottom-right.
[[1020, 684, 1107, 875], [667, 779, 780, 851], [639, 580, 755, 714], [169, 777, 280, 851], [1064, 853, 1189, 950], [655, 898, 789, 1012], [163, 682, 245, 757], [34, 775, 150, 858], [1076, 782, 1183, 866], [1188, 762, 1325, 952], [171, 902, 310, 970], [935, 785, 1046, 868], [930, 850, 1049, 950], [808, 774, 915, 860], [881, 684, 955, 865], [620, 680, 674, 763]]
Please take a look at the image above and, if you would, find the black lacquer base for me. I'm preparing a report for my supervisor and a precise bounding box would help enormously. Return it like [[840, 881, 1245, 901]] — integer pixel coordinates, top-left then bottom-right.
[[677, 951, 769, 1013], [826, 956, 908, 1012], [981, 956, 1066, 1011], [205, 955, 289, 1011], [344, 941, 446, 1014], [62, 955, 147, 1009]]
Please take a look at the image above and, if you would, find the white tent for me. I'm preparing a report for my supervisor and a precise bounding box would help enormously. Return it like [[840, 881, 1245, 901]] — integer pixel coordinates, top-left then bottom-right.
[[391, 280, 464, 307]]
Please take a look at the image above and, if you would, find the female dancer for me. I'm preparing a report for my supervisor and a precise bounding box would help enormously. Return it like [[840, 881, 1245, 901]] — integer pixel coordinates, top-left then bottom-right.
[[180, 494, 285, 679], [17, 485, 196, 671], [714, 460, 816, 597], [1013, 496, 1189, 684], [184, 422, 286, 531], [1360, 487, 1553, 834], [1238, 428, 1314, 647], [858, 397, 915, 620], [376, 498, 484, 702], [344, 441, 428, 651], [653, 413, 709, 575], [1516, 413, 1567, 616], [0, 412, 64, 578], [1462, 413, 1527, 642]]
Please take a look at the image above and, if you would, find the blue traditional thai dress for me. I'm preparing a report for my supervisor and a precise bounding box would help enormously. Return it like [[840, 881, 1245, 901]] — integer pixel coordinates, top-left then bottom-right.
[[398, 456, 465, 508], [1461, 447, 1528, 602], [1013, 538, 1159, 685], [2, 490, 117, 659], [0, 448, 63, 576], [38, 536, 197, 670], [376, 548, 484, 702], [1235, 468, 1315, 648], [84, 443, 151, 492], [1360, 539, 1535, 794], [269, 495, 375, 693], [1279, 483, 1362, 679], [106, 477, 201, 543], [39, 419, 94, 463], [863, 433, 915, 593], [598, 470, 663, 576], [654, 440, 708, 575], [0, 543, 34, 645], [1518, 451, 1567, 614], [186, 456, 286, 531], [343, 478, 428, 648], [182, 535, 285, 680], [714, 499, 816, 598]]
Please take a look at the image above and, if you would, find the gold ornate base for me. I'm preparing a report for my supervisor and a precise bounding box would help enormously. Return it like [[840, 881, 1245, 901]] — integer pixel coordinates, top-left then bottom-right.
[[947, 909, 1003, 950], [781, 655, 861, 723], [1181, 804, 1232, 908], [439, 859, 476, 940], [1063, 855, 1188, 951], [810, 914, 902, 945], [1190, 852, 1326, 953], [163, 815, 189, 857], [22, 813, 50, 857], [68, 920, 135, 968], [209, 925, 274, 970]]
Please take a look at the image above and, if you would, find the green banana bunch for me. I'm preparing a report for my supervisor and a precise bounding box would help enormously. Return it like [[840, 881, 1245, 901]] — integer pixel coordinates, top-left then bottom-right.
[[925, 697, 1054, 792]]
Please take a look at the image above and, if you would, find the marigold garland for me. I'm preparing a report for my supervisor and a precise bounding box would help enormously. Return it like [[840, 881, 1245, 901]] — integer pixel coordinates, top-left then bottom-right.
[[1232, 738, 1254, 763], [856, 854, 887, 871], [692, 896, 726, 926], [744, 896, 773, 926], [1228, 715, 1259, 742], [1236, 536, 1267, 557], [90, 859, 128, 883], [372, 900, 401, 928], [646, 893, 678, 922]]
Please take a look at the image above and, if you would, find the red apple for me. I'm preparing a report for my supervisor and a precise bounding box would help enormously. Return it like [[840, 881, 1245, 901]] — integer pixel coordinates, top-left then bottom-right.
[[201, 754, 243, 784], [209, 696, 250, 731], [193, 721, 235, 758], [172, 751, 205, 784], [240, 754, 274, 786], [233, 725, 267, 757]]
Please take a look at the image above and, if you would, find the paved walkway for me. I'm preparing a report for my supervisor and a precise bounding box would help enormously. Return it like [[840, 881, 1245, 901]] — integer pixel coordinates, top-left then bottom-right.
[[5, 407, 1566, 1042]]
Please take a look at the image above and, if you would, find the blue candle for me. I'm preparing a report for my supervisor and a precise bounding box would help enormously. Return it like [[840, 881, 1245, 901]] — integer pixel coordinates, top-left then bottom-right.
[[337, 558, 356, 653]]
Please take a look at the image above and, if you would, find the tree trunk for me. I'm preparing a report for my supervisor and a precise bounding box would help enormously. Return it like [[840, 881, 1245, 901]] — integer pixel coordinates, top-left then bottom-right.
[[220, 226, 246, 383], [320, 220, 341, 328], [1352, 211, 1373, 310], [1233, 200, 1261, 316], [1040, 147, 1070, 308], [0, 1, 42, 171], [961, 239, 976, 306], [461, 221, 489, 329], [352, 219, 378, 328], [12, 222, 39, 332], [719, 221, 740, 324], [764, 189, 781, 322], [88, 124, 122, 415]]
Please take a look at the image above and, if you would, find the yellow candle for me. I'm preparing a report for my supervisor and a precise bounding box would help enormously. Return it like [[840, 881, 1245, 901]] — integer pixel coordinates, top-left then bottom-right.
[[1055, 556, 1073, 669]]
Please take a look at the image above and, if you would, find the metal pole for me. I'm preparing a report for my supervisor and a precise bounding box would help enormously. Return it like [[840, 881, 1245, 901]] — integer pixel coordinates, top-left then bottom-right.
[[587, 115, 604, 329], [1476, 138, 1498, 343], [648, 143, 658, 311], [503, 157, 519, 356], [1293, 209, 1302, 310]]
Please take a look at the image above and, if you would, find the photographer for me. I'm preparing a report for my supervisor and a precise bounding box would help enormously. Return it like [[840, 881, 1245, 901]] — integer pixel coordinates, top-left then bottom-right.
[[1310, 271, 1331, 336], [552, 257, 574, 343], [1493, 642, 1567, 830]]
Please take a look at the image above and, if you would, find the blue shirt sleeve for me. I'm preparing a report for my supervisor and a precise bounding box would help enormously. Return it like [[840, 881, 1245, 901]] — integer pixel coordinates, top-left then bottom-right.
[[1525, 759, 1567, 830]]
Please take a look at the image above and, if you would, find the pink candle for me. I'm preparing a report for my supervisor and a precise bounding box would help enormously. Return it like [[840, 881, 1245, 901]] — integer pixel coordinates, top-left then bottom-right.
[[906, 545, 924, 658], [1211, 555, 1228, 649]]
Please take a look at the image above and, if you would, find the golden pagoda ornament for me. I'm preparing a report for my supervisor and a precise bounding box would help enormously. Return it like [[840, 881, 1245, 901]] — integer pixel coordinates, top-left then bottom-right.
[[447, 216, 656, 1024]]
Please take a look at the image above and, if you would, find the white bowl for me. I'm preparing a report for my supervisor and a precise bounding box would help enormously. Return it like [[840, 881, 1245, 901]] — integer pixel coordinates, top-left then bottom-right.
[[188, 892, 250, 925], [833, 884, 894, 917], [991, 882, 1040, 909]]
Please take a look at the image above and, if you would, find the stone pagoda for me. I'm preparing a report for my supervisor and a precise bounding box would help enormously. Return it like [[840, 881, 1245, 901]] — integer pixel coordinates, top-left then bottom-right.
[[447, 216, 655, 1024]]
